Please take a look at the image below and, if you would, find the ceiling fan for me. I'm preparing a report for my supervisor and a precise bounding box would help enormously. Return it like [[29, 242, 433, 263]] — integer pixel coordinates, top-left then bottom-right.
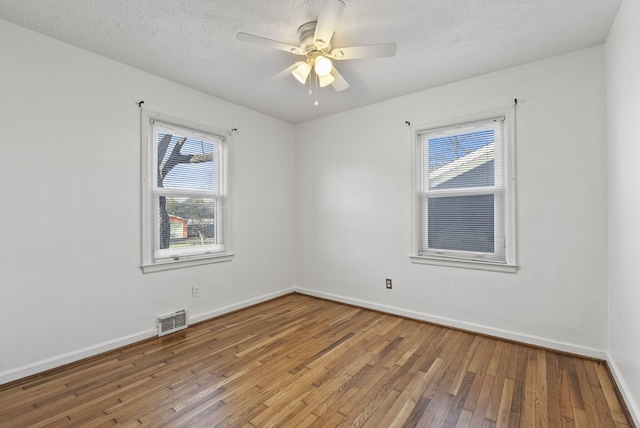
[[236, 0, 397, 94]]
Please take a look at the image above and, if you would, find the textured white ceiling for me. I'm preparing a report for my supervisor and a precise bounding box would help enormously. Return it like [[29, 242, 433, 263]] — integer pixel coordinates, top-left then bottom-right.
[[0, 0, 621, 124]]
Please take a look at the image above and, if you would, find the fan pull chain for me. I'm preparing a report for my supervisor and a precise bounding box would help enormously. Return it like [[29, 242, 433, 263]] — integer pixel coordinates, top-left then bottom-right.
[[314, 73, 319, 106]]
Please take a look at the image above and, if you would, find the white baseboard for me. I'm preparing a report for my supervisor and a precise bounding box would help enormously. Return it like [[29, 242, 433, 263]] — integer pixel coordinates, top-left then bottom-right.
[[2, 285, 618, 399], [0, 287, 296, 387], [189, 287, 296, 324], [0, 328, 157, 386], [606, 353, 640, 426], [294, 287, 607, 360]]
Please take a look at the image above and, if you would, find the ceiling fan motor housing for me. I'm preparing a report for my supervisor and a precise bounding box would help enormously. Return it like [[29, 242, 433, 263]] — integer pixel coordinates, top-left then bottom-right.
[[298, 22, 330, 55]]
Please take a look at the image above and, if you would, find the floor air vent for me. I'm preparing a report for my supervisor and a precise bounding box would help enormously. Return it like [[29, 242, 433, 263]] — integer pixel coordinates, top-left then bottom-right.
[[157, 309, 188, 337]]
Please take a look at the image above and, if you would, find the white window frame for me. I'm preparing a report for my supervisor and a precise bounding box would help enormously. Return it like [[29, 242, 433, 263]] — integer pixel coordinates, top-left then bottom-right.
[[140, 110, 233, 273], [410, 108, 517, 273]]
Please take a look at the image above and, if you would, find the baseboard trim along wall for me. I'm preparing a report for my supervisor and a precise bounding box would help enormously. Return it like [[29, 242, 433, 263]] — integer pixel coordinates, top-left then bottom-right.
[[0, 287, 296, 386], [189, 288, 296, 325], [0, 329, 157, 386], [5, 285, 635, 423], [294, 287, 608, 361], [606, 353, 640, 426]]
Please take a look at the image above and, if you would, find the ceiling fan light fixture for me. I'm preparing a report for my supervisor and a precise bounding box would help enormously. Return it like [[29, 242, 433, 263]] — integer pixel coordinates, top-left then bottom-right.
[[292, 61, 312, 84], [236, 0, 397, 98], [318, 73, 335, 87], [314, 55, 333, 77]]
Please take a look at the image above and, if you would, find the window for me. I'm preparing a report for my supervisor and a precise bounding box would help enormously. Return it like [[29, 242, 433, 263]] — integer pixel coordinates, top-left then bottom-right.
[[141, 111, 232, 273], [411, 112, 516, 272]]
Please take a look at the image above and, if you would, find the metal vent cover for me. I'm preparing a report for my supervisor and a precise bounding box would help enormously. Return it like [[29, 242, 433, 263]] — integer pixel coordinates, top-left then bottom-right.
[[157, 309, 188, 337]]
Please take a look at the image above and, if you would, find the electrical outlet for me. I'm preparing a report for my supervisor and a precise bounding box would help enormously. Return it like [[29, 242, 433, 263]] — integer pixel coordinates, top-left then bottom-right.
[[386, 279, 392, 289], [192, 286, 201, 298]]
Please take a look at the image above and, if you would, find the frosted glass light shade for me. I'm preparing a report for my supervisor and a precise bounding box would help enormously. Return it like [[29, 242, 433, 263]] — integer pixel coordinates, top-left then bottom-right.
[[318, 73, 335, 87], [292, 62, 312, 84]]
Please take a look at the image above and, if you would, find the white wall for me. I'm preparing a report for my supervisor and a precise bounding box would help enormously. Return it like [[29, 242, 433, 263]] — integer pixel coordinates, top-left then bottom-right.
[[0, 20, 296, 384], [295, 46, 609, 357], [606, 0, 640, 422]]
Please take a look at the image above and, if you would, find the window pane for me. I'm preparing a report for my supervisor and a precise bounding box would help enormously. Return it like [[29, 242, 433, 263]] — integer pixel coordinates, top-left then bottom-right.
[[157, 133, 216, 191], [427, 129, 495, 189], [159, 197, 221, 250], [427, 195, 494, 253]]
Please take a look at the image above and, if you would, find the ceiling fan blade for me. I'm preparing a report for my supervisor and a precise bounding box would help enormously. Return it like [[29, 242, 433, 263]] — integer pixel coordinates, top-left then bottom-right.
[[329, 43, 397, 60], [313, 0, 345, 49], [236, 32, 305, 55], [330, 67, 350, 92], [269, 61, 307, 82]]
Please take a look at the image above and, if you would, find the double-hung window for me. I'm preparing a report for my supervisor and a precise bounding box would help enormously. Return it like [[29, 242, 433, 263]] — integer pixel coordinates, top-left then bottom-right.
[[141, 111, 231, 273], [412, 112, 516, 272]]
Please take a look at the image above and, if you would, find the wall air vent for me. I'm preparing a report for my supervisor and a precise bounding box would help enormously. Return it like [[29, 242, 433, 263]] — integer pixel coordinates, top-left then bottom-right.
[[157, 309, 188, 337]]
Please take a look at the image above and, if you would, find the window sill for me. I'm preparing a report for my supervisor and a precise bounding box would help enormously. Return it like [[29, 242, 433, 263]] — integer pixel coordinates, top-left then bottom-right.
[[141, 253, 234, 274], [410, 255, 517, 273]]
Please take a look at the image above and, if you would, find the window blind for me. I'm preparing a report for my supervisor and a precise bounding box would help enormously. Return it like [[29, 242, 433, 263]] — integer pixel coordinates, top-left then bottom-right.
[[419, 117, 506, 262]]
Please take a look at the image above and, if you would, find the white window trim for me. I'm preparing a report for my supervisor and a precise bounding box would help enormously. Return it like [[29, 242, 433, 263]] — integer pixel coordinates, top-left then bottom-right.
[[410, 107, 517, 273], [140, 110, 233, 273], [409, 255, 517, 273]]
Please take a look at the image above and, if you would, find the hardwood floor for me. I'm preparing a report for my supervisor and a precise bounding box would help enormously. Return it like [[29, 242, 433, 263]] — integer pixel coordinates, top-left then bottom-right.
[[0, 293, 633, 427]]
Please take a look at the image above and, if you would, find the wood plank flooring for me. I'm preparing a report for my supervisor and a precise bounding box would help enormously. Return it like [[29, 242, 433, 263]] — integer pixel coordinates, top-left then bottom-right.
[[0, 293, 633, 427]]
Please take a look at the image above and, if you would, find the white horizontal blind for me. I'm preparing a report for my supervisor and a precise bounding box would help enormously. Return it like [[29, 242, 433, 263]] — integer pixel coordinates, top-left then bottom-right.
[[419, 117, 505, 262], [151, 120, 226, 260]]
